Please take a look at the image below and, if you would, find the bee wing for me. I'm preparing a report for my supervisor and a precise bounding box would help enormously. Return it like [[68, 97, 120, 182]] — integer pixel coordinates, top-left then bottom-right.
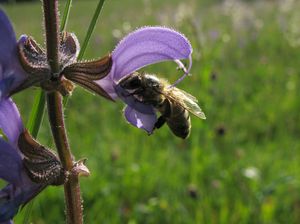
[[164, 87, 206, 119]]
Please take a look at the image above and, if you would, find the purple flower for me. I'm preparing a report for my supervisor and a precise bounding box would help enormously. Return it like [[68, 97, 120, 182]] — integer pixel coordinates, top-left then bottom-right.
[[0, 98, 42, 223], [96, 26, 193, 133], [0, 9, 28, 99]]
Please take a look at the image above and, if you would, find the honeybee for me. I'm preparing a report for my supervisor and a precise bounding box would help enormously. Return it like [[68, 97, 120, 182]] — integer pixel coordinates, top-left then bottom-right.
[[118, 72, 206, 139]]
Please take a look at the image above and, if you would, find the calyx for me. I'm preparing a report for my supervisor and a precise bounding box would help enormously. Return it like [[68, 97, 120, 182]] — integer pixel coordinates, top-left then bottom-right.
[[15, 32, 113, 100]]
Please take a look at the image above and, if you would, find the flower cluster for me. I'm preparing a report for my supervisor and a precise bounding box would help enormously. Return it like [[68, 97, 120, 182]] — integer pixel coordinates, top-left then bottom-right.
[[0, 4, 203, 222]]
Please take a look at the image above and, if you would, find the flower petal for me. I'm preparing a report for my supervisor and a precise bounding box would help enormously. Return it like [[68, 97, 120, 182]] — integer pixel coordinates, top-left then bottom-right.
[[0, 10, 28, 98], [0, 139, 22, 185], [115, 84, 155, 114], [0, 182, 42, 222], [95, 74, 117, 99], [124, 106, 157, 133], [0, 9, 16, 67], [0, 77, 14, 99], [111, 26, 192, 81], [0, 185, 20, 223], [0, 98, 24, 144]]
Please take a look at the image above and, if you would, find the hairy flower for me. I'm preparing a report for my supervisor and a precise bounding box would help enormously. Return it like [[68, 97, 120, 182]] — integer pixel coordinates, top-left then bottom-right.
[[96, 26, 194, 133], [0, 9, 28, 99]]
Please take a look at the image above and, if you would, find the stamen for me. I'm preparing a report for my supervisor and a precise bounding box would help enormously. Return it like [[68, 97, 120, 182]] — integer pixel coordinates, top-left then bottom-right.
[[169, 54, 192, 88]]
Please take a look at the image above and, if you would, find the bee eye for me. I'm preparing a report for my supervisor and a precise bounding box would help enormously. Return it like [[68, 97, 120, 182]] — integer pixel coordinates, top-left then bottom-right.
[[127, 77, 141, 89]]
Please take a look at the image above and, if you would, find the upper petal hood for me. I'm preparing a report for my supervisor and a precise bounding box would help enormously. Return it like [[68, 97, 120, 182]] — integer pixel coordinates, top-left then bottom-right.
[[111, 26, 192, 81], [96, 26, 193, 99]]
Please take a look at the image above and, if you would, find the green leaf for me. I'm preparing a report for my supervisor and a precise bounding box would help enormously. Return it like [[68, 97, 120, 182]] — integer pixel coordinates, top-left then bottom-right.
[[77, 0, 106, 60], [26, 90, 46, 138], [23, 90, 46, 224], [60, 0, 73, 32]]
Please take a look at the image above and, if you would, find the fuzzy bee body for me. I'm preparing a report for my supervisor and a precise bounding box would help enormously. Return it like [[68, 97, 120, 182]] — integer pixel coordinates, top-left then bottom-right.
[[119, 72, 205, 139], [157, 98, 191, 138]]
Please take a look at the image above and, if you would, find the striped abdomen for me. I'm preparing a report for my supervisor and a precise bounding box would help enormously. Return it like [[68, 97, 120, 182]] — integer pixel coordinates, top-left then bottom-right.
[[158, 99, 191, 139]]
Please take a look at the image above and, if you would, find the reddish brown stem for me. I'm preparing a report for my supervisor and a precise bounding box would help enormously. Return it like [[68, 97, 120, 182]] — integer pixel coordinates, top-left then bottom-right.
[[43, 0, 83, 223], [47, 92, 83, 224]]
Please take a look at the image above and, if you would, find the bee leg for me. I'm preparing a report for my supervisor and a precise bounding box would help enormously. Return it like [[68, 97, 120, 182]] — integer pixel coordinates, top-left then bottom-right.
[[154, 99, 171, 130], [131, 89, 148, 98], [155, 116, 166, 129], [123, 89, 145, 102]]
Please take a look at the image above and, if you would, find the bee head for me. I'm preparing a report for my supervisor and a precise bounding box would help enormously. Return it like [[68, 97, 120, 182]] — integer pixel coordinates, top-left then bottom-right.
[[119, 72, 162, 95], [143, 74, 161, 89], [119, 72, 143, 90]]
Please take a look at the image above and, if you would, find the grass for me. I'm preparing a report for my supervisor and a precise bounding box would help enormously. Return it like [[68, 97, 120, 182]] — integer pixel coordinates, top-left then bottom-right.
[[2, 0, 300, 223]]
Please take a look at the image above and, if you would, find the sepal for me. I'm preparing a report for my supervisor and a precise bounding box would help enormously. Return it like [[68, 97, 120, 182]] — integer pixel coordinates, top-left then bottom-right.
[[59, 32, 80, 68], [63, 55, 113, 100], [63, 55, 112, 80], [11, 36, 50, 95], [66, 73, 113, 100], [18, 36, 48, 74], [18, 130, 67, 186]]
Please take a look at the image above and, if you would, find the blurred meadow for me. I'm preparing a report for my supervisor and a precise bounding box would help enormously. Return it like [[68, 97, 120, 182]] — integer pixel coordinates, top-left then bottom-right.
[[2, 0, 300, 223]]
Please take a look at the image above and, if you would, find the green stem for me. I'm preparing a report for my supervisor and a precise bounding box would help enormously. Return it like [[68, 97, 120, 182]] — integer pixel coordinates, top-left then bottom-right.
[[60, 0, 73, 31], [43, 0, 83, 223], [22, 90, 46, 224], [26, 90, 46, 137], [77, 0, 106, 60]]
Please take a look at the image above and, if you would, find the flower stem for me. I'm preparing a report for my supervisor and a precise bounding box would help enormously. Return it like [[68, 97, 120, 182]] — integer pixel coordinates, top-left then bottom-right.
[[43, 0, 60, 73], [42, 0, 83, 223], [46, 92, 82, 224]]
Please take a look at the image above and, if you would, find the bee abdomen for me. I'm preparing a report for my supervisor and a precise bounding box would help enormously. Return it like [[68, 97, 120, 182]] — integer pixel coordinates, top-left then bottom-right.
[[166, 103, 191, 139]]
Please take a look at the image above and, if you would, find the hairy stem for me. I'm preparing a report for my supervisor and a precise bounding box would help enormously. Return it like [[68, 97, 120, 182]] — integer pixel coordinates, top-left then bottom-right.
[[43, 0, 83, 223], [46, 92, 82, 224], [43, 0, 60, 73]]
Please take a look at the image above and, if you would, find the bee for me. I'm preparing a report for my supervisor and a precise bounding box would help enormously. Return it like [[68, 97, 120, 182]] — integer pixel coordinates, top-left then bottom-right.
[[118, 72, 206, 139]]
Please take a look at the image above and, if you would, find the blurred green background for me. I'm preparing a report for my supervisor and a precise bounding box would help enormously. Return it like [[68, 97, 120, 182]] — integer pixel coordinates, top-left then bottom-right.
[[2, 0, 300, 223]]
